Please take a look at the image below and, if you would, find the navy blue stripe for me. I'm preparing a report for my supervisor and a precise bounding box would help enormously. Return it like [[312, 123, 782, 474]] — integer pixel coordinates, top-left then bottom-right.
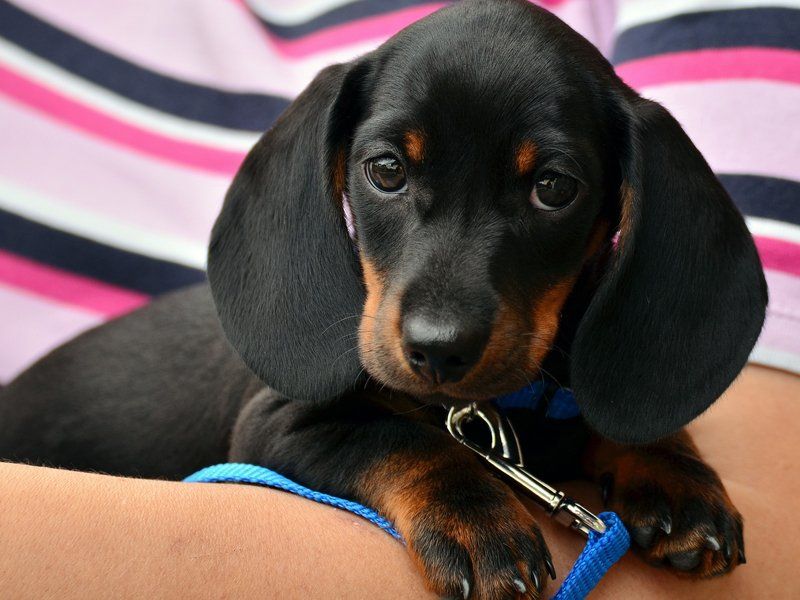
[[0, 209, 205, 296], [0, 1, 289, 132], [613, 8, 800, 64], [719, 175, 800, 227], [252, 0, 440, 39]]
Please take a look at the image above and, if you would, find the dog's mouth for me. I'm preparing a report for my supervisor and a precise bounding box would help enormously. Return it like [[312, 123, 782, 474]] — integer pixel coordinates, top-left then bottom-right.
[[360, 353, 545, 404]]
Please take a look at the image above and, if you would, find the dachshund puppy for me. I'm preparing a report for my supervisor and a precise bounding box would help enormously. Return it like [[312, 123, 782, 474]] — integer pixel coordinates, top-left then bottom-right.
[[0, 1, 766, 598]]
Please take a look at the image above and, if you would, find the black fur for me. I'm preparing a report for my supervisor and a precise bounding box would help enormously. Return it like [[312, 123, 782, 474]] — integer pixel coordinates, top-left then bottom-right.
[[0, 1, 766, 595]]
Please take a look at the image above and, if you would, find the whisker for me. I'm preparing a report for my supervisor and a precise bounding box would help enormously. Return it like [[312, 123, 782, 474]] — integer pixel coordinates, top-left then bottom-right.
[[322, 314, 377, 337], [319, 314, 362, 336], [353, 365, 367, 387], [392, 400, 436, 416], [520, 331, 572, 359], [331, 345, 361, 367], [537, 364, 564, 389], [333, 331, 361, 344], [363, 371, 375, 391], [516, 368, 535, 391]]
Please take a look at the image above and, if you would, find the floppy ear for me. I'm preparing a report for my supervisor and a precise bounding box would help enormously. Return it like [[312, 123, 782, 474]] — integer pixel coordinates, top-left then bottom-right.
[[572, 98, 767, 444], [207, 62, 368, 401]]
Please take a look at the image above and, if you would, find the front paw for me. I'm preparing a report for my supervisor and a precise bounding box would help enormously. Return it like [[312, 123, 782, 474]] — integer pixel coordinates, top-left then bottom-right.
[[405, 484, 554, 599], [602, 460, 745, 578]]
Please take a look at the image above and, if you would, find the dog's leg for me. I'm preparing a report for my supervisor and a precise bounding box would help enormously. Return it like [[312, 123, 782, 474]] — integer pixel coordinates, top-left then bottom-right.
[[230, 389, 553, 600], [583, 429, 744, 577]]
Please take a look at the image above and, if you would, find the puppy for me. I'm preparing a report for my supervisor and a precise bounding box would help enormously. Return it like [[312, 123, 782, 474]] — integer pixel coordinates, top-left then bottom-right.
[[0, 1, 766, 598]]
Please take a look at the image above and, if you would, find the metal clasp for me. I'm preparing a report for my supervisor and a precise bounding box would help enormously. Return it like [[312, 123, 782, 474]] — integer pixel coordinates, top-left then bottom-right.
[[446, 403, 606, 537]]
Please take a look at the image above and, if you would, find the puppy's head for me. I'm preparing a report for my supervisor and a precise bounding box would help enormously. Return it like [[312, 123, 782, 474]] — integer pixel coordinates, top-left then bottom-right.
[[208, 0, 766, 443]]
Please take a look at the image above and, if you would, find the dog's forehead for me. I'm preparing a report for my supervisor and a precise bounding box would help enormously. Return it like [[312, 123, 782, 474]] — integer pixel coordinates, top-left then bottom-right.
[[364, 3, 608, 146]]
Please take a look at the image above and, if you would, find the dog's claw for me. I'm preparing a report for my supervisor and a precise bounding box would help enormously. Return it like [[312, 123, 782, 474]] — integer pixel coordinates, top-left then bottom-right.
[[705, 534, 721, 551], [461, 576, 470, 599], [530, 567, 541, 592], [544, 553, 557, 581], [658, 514, 672, 536], [512, 577, 527, 594]]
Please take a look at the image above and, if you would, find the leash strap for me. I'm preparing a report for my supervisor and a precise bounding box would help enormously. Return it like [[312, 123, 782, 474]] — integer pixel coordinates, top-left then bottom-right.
[[185, 463, 629, 599], [552, 512, 628, 600], [185, 463, 401, 540]]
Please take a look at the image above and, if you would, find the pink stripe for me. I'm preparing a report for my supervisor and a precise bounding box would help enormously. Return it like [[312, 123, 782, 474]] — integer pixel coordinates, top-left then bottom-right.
[[639, 80, 800, 184], [754, 236, 800, 277], [0, 63, 245, 176], [263, 4, 447, 58], [0, 284, 105, 383], [617, 48, 800, 88], [0, 250, 149, 317], [0, 99, 226, 247]]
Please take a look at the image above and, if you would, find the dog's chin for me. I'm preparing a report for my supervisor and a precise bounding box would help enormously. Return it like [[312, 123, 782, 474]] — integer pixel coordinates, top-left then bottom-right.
[[363, 361, 538, 405]]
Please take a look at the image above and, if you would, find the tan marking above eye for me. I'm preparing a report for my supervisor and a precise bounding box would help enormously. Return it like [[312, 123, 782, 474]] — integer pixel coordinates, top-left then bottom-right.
[[515, 140, 537, 176], [403, 130, 425, 164]]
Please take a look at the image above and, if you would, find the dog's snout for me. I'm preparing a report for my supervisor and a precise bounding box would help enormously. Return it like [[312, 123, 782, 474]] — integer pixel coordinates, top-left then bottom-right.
[[402, 313, 488, 384]]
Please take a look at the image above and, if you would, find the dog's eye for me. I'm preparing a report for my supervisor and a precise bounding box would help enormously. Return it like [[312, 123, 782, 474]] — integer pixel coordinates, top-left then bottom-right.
[[365, 156, 407, 193], [530, 172, 579, 211]]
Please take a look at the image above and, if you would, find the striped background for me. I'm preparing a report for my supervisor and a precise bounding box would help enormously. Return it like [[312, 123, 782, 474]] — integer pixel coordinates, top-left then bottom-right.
[[0, 0, 797, 383]]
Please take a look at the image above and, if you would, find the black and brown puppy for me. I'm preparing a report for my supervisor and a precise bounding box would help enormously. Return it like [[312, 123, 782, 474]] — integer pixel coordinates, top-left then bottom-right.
[[0, 1, 766, 598]]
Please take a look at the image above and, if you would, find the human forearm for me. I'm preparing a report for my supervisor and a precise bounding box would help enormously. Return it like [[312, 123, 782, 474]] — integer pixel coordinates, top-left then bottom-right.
[[0, 462, 433, 599]]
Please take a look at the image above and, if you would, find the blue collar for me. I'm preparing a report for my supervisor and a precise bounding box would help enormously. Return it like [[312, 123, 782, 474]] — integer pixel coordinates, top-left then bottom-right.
[[494, 381, 580, 420]]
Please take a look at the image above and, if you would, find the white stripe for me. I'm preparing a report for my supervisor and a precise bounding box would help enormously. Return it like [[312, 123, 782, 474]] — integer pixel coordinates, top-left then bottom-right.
[[616, 0, 800, 32], [0, 38, 260, 152], [749, 345, 800, 374], [637, 81, 800, 185], [0, 284, 104, 383], [746, 217, 800, 245], [0, 179, 207, 269], [246, 0, 364, 26]]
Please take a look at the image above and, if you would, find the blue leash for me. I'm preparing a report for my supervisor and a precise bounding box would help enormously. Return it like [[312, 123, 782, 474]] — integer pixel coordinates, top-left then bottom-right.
[[186, 462, 402, 541], [552, 512, 628, 600]]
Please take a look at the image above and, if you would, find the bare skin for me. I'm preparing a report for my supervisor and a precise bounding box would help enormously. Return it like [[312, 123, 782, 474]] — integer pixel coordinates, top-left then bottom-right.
[[0, 365, 797, 599]]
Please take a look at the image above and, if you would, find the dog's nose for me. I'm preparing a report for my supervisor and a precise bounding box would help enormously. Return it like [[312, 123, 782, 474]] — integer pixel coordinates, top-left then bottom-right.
[[402, 313, 488, 384]]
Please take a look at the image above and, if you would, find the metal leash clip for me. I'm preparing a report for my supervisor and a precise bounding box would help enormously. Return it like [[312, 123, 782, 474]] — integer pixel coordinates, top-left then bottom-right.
[[446, 403, 606, 537]]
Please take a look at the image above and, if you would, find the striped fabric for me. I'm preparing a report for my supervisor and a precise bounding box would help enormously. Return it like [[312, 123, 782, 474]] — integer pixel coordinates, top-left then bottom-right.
[[0, 0, 797, 384]]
